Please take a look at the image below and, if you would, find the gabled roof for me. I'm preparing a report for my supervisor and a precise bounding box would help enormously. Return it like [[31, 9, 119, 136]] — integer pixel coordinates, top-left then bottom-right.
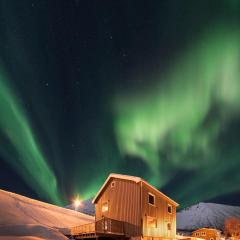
[[192, 228, 220, 233], [92, 173, 179, 207]]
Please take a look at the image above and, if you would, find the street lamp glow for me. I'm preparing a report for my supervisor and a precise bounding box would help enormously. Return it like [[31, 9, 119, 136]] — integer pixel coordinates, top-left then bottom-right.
[[73, 195, 83, 210], [74, 199, 82, 208]]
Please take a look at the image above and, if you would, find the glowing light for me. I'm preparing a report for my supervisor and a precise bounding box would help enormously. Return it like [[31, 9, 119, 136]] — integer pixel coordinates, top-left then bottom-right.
[[73, 196, 82, 210], [101, 202, 108, 212], [74, 199, 82, 207]]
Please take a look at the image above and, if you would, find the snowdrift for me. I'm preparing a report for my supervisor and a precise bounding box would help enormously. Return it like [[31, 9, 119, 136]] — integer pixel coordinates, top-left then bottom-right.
[[0, 189, 94, 239], [0, 224, 68, 240]]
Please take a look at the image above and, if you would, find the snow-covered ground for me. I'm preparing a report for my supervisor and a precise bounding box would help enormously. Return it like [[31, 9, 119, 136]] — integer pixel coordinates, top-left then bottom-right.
[[0, 189, 94, 240], [177, 202, 240, 231], [0, 237, 47, 240], [2, 188, 240, 239]]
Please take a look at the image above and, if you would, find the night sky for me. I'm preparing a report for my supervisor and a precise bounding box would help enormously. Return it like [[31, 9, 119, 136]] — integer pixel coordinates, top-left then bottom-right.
[[0, 0, 240, 208]]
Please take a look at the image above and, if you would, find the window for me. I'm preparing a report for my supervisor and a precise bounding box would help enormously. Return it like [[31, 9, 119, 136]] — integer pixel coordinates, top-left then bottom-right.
[[195, 233, 200, 236], [102, 202, 108, 212], [104, 220, 108, 230], [210, 238, 214, 240], [148, 193, 155, 205], [111, 181, 115, 188], [167, 223, 171, 231], [167, 204, 172, 214], [147, 216, 157, 228], [201, 232, 206, 236]]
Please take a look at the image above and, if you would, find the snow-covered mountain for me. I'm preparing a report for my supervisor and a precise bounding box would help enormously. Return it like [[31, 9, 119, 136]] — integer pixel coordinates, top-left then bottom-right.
[[0, 189, 94, 240], [177, 202, 240, 232], [65, 198, 95, 216]]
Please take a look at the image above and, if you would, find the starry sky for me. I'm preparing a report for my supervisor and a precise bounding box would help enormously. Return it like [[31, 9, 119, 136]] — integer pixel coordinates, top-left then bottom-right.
[[0, 0, 240, 208]]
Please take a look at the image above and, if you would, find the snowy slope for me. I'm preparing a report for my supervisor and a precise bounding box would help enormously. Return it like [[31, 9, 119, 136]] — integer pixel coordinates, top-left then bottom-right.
[[0, 224, 68, 240], [177, 202, 240, 231], [0, 237, 47, 240], [0, 189, 94, 239]]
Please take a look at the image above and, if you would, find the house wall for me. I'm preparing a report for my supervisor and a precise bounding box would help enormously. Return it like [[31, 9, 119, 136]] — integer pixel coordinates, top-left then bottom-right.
[[94, 177, 177, 240], [141, 181, 177, 240], [95, 178, 141, 237], [191, 229, 221, 240]]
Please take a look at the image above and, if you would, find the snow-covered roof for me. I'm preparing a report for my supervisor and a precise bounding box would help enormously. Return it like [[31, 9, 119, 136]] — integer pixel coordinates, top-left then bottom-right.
[[92, 173, 179, 206], [192, 228, 221, 233]]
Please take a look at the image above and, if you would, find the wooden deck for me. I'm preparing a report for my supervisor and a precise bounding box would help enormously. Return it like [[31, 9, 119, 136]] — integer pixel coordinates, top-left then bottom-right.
[[71, 217, 126, 239]]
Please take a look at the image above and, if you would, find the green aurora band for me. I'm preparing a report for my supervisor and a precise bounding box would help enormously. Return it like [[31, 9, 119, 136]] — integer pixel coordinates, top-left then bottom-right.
[[0, 69, 62, 205], [114, 25, 240, 205]]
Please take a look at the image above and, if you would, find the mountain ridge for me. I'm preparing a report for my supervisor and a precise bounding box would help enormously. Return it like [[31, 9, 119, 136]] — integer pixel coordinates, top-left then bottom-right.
[[177, 202, 240, 232]]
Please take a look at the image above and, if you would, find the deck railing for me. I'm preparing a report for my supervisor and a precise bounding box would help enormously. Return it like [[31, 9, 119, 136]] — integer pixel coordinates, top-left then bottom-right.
[[71, 222, 96, 235], [71, 217, 125, 236]]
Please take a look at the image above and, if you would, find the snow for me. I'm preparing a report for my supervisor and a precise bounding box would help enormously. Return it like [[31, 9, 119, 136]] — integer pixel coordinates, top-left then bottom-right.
[[0, 237, 46, 240], [0, 224, 68, 240], [177, 202, 240, 231], [107, 173, 143, 183], [0, 189, 94, 239]]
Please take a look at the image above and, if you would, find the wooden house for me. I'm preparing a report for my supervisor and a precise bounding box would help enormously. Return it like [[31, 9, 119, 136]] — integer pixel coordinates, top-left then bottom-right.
[[191, 228, 221, 240], [71, 173, 179, 240]]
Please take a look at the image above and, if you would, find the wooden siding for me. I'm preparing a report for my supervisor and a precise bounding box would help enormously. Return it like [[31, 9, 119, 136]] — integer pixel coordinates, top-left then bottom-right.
[[141, 181, 176, 239], [92, 175, 177, 240], [95, 178, 141, 237]]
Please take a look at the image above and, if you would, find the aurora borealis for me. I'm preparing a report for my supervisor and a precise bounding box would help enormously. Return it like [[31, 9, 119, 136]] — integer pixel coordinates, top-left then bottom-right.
[[0, 69, 61, 204], [114, 24, 240, 206], [0, 1, 240, 207]]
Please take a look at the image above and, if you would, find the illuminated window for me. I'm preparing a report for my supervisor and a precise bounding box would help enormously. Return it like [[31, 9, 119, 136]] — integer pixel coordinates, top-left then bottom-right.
[[104, 220, 108, 230], [111, 181, 115, 188], [102, 202, 108, 212], [168, 204, 172, 214], [148, 193, 155, 205], [147, 216, 157, 228], [167, 223, 171, 231]]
